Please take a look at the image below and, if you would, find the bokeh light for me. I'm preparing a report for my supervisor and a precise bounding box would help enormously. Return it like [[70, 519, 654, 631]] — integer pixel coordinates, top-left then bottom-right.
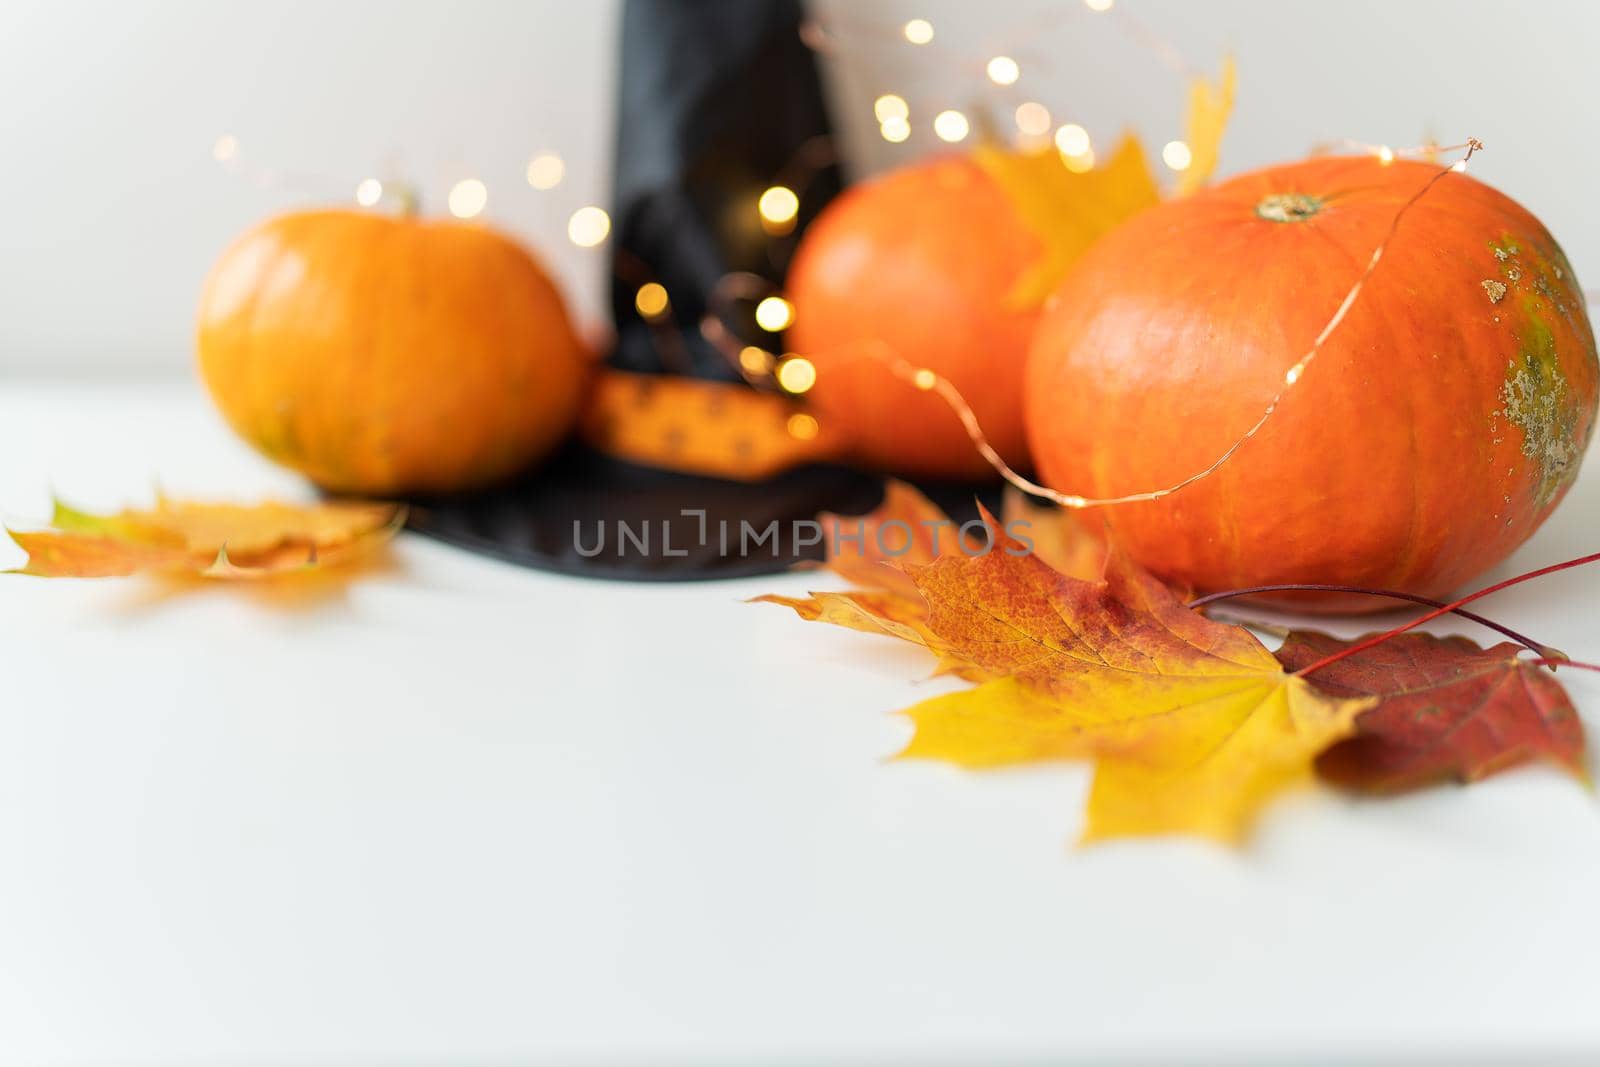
[[634, 282, 670, 320], [874, 94, 909, 123], [568, 206, 611, 247], [448, 179, 488, 219], [758, 185, 800, 234], [526, 153, 565, 190], [755, 296, 795, 332], [776, 356, 817, 394], [934, 110, 970, 143], [739, 346, 773, 375], [986, 56, 1020, 86], [786, 412, 820, 440], [1014, 102, 1051, 137], [1055, 123, 1090, 157]]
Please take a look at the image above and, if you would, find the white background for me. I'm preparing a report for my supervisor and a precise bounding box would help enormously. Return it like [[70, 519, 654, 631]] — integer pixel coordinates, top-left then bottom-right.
[[4, 3, 1600, 1062], [4, 0, 1600, 375], [1, 380, 1598, 1064]]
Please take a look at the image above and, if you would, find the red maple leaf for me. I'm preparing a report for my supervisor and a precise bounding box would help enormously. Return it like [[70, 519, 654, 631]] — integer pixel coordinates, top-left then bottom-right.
[[1274, 631, 1586, 792]]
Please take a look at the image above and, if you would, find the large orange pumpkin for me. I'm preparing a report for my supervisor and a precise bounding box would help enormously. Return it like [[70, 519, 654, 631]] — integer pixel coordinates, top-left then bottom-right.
[[1026, 155, 1599, 609], [198, 211, 589, 495], [785, 155, 1040, 479]]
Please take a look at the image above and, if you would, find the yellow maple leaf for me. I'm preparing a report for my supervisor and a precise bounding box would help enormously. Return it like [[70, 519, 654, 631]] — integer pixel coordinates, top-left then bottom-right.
[[902, 675, 1360, 843], [760, 489, 1372, 845], [1179, 55, 1237, 195], [971, 56, 1236, 309], [6, 496, 402, 579], [974, 133, 1162, 309]]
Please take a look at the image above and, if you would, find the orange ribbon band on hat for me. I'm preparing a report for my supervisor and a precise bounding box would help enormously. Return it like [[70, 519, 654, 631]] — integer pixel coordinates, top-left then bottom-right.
[[579, 369, 848, 482]]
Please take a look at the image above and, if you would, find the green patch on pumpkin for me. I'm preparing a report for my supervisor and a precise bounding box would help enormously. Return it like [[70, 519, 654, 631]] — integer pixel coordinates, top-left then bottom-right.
[[1501, 302, 1582, 507]]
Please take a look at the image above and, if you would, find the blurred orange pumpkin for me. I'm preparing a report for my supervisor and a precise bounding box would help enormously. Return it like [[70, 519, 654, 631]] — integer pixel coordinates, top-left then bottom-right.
[[197, 210, 589, 495], [784, 155, 1041, 479]]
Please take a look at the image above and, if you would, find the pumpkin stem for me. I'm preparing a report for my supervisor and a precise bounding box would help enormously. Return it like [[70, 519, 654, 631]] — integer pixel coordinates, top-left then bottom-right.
[[391, 183, 421, 218], [1256, 192, 1323, 222]]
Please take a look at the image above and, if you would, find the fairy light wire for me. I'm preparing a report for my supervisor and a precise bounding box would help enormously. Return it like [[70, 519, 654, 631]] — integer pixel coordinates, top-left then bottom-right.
[[1312, 137, 1478, 162], [928, 137, 1484, 508], [866, 138, 1486, 511]]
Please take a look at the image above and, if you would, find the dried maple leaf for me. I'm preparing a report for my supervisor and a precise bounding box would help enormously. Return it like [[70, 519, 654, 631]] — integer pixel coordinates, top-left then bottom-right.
[[1000, 487, 1107, 582], [815, 480, 951, 598], [903, 674, 1367, 845], [761, 492, 1372, 844], [974, 133, 1162, 309], [6, 496, 402, 579], [759, 481, 1110, 639], [758, 482, 1113, 650], [753, 481, 952, 647], [764, 487, 1599, 843], [895, 528, 1372, 843], [1178, 56, 1237, 194], [1274, 631, 1587, 792], [970, 56, 1237, 312]]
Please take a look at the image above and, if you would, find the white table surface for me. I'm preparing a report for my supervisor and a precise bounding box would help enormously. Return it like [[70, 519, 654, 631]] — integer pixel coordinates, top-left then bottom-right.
[[1, 380, 1598, 1066]]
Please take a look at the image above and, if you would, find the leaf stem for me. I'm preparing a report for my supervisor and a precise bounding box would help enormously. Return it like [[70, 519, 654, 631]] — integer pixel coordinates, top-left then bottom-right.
[[1293, 552, 1600, 677], [1186, 583, 1557, 657]]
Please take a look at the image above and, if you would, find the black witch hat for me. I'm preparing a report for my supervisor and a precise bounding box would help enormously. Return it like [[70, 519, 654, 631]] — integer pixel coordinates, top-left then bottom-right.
[[408, 0, 992, 580]]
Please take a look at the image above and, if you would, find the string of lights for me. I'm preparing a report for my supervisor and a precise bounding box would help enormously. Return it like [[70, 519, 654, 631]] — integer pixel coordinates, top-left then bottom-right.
[[210, 135, 612, 247], [682, 0, 1222, 406], [211, 0, 1195, 271], [209, 8, 1519, 490], [802, 0, 1198, 173]]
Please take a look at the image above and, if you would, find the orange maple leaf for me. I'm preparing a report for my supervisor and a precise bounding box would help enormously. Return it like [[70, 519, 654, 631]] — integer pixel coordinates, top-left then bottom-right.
[[1001, 487, 1107, 582], [756, 482, 1108, 659]]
